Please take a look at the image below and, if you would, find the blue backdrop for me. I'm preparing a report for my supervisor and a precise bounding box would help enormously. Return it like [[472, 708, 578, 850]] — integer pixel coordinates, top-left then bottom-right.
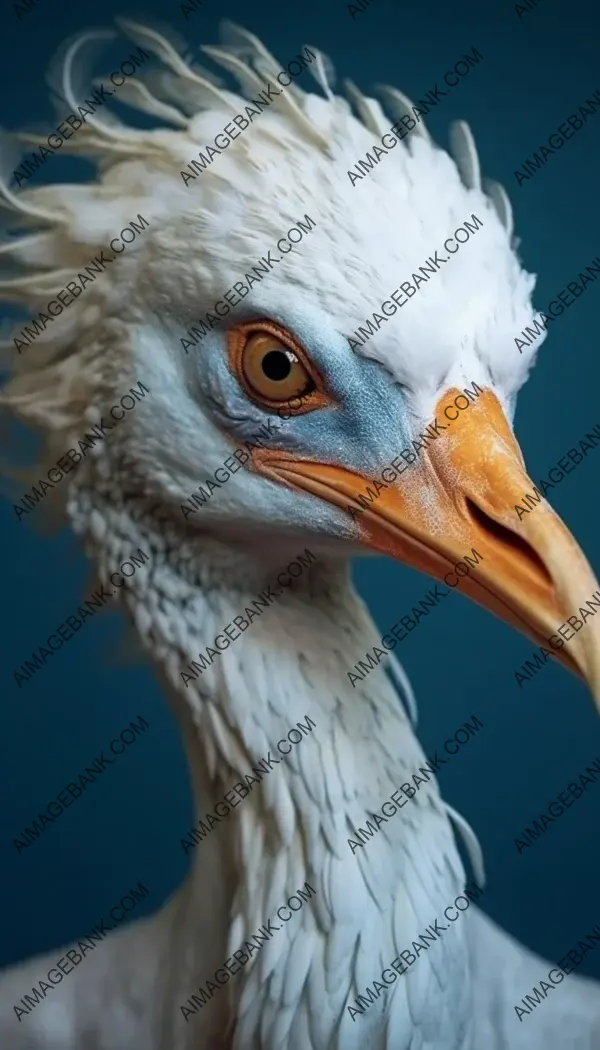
[[2, 0, 600, 986]]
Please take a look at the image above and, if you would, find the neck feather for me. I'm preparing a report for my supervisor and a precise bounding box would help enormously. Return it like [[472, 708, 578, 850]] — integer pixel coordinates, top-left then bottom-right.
[[79, 497, 468, 1048]]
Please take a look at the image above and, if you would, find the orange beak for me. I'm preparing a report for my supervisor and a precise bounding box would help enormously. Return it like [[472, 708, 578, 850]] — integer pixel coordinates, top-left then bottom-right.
[[257, 388, 600, 709]]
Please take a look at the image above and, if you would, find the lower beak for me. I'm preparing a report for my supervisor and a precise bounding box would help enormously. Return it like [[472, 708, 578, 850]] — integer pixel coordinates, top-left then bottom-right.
[[258, 388, 600, 710]]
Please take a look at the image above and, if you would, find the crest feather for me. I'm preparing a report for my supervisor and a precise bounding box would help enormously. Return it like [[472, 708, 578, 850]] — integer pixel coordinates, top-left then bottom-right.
[[449, 119, 481, 191], [375, 84, 432, 143]]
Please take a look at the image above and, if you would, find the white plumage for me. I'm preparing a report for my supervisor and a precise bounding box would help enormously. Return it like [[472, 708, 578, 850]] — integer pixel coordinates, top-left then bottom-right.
[[1, 19, 600, 1050]]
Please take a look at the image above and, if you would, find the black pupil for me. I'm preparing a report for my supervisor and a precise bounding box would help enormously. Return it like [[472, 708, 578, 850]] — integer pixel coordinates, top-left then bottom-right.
[[262, 349, 292, 382]]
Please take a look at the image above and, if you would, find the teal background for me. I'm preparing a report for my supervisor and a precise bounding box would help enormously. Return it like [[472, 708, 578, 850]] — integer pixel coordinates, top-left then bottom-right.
[[2, 0, 600, 984]]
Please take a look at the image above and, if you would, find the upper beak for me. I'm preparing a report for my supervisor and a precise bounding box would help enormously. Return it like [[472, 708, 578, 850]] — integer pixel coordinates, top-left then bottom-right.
[[258, 388, 600, 710]]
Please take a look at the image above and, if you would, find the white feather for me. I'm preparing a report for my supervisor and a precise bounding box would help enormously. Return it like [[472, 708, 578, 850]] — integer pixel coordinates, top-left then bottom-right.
[[376, 84, 432, 142], [449, 118, 482, 191]]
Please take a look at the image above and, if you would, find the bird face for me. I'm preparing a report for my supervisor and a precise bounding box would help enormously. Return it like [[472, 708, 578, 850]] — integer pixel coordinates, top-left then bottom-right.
[[173, 278, 600, 710]]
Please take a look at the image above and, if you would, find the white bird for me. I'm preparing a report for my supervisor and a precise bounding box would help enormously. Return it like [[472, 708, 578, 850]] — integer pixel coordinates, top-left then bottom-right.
[[1, 18, 600, 1050]]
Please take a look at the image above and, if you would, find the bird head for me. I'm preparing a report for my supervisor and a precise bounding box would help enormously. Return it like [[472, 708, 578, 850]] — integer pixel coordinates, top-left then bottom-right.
[[2, 21, 599, 707]]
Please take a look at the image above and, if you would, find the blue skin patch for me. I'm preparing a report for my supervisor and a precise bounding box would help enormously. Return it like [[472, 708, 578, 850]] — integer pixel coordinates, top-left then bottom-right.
[[505, 392, 517, 427], [190, 293, 416, 480]]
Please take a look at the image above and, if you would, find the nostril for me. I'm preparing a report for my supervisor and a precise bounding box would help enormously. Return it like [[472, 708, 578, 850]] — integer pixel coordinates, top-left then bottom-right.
[[464, 497, 553, 588]]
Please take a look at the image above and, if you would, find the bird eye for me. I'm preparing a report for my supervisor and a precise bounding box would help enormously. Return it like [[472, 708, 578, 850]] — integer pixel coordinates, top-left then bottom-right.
[[228, 321, 324, 412], [242, 332, 313, 401]]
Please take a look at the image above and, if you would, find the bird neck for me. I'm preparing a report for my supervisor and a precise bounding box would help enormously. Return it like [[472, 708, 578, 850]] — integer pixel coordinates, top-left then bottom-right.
[[122, 530, 466, 1045], [151, 535, 440, 863]]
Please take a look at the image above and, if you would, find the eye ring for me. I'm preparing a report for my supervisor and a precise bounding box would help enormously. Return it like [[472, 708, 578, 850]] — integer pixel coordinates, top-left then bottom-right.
[[227, 320, 330, 414]]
